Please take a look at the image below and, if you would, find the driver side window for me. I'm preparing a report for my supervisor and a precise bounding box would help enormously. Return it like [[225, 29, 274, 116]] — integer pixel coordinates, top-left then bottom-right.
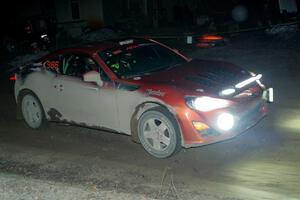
[[59, 54, 110, 81], [60, 54, 86, 77]]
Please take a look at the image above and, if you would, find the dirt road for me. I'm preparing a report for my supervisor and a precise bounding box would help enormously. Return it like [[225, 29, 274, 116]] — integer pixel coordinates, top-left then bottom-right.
[[0, 32, 299, 200]]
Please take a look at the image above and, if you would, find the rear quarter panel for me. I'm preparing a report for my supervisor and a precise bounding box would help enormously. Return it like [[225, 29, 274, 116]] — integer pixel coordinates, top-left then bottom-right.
[[15, 69, 55, 113]]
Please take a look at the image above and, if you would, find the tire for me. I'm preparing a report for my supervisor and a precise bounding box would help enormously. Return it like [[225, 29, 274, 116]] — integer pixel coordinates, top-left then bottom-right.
[[138, 107, 181, 158], [20, 91, 47, 129]]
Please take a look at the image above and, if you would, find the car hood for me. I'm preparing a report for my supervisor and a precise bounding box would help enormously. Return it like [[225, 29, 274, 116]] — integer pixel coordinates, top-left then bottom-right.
[[126, 59, 251, 95]]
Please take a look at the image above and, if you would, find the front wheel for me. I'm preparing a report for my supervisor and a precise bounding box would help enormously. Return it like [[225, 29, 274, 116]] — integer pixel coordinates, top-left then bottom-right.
[[138, 107, 181, 158]]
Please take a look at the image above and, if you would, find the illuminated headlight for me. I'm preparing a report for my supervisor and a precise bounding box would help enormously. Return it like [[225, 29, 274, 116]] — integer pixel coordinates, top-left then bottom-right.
[[268, 88, 273, 103], [217, 113, 234, 131], [185, 96, 230, 112], [249, 71, 256, 76], [235, 74, 262, 89], [41, 34, 48, 39], [220, 88, 236, 96]]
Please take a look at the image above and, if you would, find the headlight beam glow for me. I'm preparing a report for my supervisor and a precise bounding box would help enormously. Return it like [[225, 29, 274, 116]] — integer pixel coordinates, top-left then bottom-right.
[[235, 74, 262, 89], [217, 113, 234, 131], [268, 88, 273, 103]]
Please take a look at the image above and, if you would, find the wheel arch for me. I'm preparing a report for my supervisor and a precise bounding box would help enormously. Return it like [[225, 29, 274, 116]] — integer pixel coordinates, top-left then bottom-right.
[[130, 101, 183, 145], [16, 89, 45, 120]]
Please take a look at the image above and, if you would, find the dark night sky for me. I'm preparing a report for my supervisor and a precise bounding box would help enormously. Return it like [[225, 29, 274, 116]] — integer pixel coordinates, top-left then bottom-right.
[[0, 0, 294, 19], [0, 0, 299, 35]]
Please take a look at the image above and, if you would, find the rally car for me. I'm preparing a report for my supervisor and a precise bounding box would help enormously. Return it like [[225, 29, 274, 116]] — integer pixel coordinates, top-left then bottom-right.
[[14, 38, 273, 158]]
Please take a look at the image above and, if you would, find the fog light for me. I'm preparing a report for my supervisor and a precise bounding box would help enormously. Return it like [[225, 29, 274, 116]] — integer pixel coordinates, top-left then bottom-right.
[[217, 113, 234, 131]]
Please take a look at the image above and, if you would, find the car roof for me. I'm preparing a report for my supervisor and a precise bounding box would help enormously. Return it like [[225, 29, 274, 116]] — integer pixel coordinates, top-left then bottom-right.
[[55, 37, 150, 55]]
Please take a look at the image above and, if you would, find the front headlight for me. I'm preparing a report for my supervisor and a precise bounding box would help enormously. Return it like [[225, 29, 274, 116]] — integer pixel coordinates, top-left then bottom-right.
[[185, 96, 230, 112]]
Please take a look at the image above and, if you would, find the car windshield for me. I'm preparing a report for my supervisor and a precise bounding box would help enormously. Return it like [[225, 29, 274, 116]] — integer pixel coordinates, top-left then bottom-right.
[[98, 42, 186, 78]]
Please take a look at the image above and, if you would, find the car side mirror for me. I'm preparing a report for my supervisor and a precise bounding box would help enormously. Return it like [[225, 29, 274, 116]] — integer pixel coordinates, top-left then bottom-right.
[[83, 70, 103, 86]]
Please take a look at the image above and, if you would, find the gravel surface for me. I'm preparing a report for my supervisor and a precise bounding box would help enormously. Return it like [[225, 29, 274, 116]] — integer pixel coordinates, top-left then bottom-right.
[[0, 31, 300, 200]]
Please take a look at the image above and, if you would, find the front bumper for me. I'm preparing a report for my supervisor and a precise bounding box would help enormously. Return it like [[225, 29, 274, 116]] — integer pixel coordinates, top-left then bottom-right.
[[180, 88, 273, 148]]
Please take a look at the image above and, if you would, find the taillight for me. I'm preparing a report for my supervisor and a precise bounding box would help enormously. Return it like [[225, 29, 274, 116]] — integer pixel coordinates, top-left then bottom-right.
[[198, 35, 224, 41], [9, 74, 16, 81]]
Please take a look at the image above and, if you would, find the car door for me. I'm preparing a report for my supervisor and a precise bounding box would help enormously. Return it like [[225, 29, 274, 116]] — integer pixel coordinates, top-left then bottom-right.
[[50, 53, 119, 131]]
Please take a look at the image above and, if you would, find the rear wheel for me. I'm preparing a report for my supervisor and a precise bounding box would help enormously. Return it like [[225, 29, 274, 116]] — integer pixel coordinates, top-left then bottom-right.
[[138, 107, 181, 158], [20, 92, 46, 129]]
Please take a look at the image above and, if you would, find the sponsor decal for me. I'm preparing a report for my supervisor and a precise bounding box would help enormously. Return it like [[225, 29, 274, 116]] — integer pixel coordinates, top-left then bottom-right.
[[112, 49, 122, 55], [133, 77, 141, 80], [119, 39, 134, 46], [196, 88, 204, 92], [145, 89, 165, 97], [126, 45, 139, 51], [44, 60, 59, 70]]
